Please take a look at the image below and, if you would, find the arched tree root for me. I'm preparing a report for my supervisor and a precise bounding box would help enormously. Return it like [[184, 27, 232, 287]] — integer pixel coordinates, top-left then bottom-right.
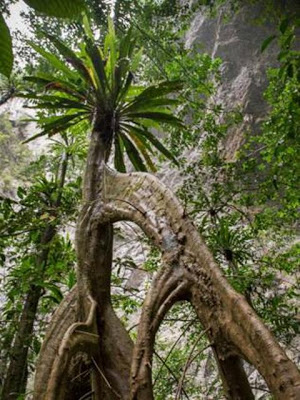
[[33, 168, 300, 400], [33, 292, 99, 400], [101, 168, 300, 400]]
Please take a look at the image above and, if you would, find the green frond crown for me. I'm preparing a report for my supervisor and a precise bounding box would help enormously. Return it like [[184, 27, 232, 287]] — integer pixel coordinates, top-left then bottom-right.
[[21, 17, 183, 172]]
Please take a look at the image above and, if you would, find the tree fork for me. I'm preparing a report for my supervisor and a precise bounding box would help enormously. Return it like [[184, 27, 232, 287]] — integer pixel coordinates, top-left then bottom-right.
[[102, 168, 300, 399], [33, 168, 300, 399]]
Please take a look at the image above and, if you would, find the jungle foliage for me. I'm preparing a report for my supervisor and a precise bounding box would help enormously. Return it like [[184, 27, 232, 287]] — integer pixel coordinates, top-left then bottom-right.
[[0, 1, 299, 399]]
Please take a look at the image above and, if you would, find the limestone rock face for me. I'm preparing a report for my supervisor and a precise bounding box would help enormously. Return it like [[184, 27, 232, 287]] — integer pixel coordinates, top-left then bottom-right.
[[186, 3, 283, 161]]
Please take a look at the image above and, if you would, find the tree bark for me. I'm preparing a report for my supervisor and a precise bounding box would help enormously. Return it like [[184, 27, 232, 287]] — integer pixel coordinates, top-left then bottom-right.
[[101, 168, 300, 400], [212, 349, 255, 400], [33, 168, 300, 400], [34, 125, 133, 399], [1, 286, 42, 399], [75, 126, 133, 399], [33, 287, 77, 399]]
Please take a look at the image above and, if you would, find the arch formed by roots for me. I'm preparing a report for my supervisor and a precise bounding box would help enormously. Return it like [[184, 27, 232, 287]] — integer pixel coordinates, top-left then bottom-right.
[[33, 167, 300, 400]]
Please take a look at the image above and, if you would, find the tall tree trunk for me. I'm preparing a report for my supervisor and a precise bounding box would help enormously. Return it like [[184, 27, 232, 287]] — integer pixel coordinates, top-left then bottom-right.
[[1, 286, 42, 399], [1, 153, 69, 400], [75, 124, 133, 399], [1, 226, 55, 400], [35, 124, 133, 399]]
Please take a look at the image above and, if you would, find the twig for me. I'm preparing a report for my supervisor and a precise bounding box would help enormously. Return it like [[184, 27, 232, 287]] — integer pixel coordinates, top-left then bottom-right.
[[189, 343, 212, 365], [106, 197, 147, 216], [153, 318, 196, 385], [74, 330, 99, 338], [175, 328, 210, 400], [0, 228, 38, 238], [92, 357, 121, 399], [154, 350, 190, 400], [250, 385, 271, 393], [78, 389, 94, 400], [128, 322, 139, 332], [71, 368, 92, 382]]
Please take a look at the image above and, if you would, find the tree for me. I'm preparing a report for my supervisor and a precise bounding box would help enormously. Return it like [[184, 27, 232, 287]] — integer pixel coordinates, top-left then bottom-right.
[[19, 16, 300, 400], [0, 135, 81, 399]]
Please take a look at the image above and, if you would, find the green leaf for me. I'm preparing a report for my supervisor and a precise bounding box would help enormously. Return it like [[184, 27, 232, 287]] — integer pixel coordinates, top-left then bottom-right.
[[119, 27, 133, 60], [23, 113, 86, 143], [120, 133, 147, 172], [104, 17, 117, 75], [23, 75, 88, 100], [43, 33, 92, 85], [22, 131, 50, 144], [114, 135, 126, 172], [40, 113, 87, 133], [117, 71, 134, 105], [128, 111, 183, 127], [116, 28, 137, 88], [42, 283, 63, 302], [283, 33, 294, 49], [28, 41, 77, 79], [131, 47, 143, 72], [23, 0, 86, 18], [123, 98, 179, 113], [131, 80, 183, 103], [279, 18, 289, 34], [0, 13, 13, 78], [127, 132, 157, 172], [123, 124, 178, 165], [85, 39, 108, 96], [261, 35, 277, 52], [277, 50, 289, 62], [17, 187, 26, 200], [82, 13, 93, 40], [22, 94, 91, 111], [67, 270, 76, 289]]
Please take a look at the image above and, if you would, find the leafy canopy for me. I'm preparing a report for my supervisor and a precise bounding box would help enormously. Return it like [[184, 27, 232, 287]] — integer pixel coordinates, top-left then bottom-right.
[[23, 0, 86, 18], [0, 0, 86, 78], [21, 18, 183, 172]]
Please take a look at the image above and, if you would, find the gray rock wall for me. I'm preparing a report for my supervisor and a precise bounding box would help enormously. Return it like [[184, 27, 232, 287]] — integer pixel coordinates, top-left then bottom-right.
[[185, 2, 281, 160]]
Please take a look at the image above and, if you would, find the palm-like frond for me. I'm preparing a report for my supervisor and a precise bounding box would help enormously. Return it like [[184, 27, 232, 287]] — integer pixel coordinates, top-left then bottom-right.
[[21, 18, 183, 171]]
